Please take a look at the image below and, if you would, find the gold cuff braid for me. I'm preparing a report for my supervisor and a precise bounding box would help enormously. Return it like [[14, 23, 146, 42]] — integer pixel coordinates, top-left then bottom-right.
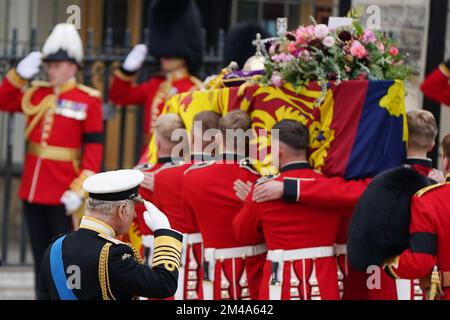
[[6, 69, 28, 88], [152, 235, 182, 271]]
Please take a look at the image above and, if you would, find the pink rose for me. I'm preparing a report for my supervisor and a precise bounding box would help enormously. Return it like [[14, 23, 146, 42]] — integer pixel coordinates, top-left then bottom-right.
[[287, 42, 297, 54], [363, 29, 377, 44], [298, 49, 311, 60], [377, 42, 385, 53], [271, 73, 284, 87], [295, 25, 315, 44], [269, 44, 277, 55], [272, 53, 294, 63], [314, 24, 329, 39], [389, 47, 399, 56], [350, 41, 368, 59], [322, 36, 335, 48]]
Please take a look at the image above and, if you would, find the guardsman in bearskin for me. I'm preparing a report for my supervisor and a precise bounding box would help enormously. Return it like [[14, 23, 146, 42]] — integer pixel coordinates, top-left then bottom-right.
[[421, 60, 450, 106], [150, 111, 220, 300], [182, 110, 266, 300], [109, 0, 203, 152], [384, 134, 450, 300], [233, 120, 346, 300], [0, 23, 103, 292], [37, 169, 183, 300]]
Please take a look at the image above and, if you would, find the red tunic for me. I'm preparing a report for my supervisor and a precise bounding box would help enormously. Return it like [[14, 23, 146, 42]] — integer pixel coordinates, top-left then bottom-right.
[[234, 161, 347, 300], [421, 63, 450, 106], [386, 175, 450, 300], [282, 158, 433, 300], [134, 157, 174, 237], [152, 156, 207, 300], [0, 69, 103, 204], [182, 155, 263, 300], [108, 67, 201, 147]]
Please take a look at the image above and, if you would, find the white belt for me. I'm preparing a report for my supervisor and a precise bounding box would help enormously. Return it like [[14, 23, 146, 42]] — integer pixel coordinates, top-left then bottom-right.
[[185, 233, 203, 244], [205, 244, 267, 261], [334, 244, 347, 256], [202, 244, 267, 300], [267, 246, 334, 300], [267, 246, 335, 262]]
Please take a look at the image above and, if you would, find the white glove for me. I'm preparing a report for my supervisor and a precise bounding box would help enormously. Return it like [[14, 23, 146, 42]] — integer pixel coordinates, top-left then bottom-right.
[[122, 44, 148, 72], [143, 200, 171, 232], [16, 51, 42, 79], [60, 190, 83, 214]]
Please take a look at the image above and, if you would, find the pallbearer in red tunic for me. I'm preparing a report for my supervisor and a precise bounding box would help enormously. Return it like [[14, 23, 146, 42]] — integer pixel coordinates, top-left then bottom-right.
[[108, 0, 203, 152], [421, 60, 450, 106], [0, 23, 103, 291], [385, 135, 450, 300], [234, 120, 345, 300], [153, 111, 221, 300], [182, 110, 265, 300], [132, 113, 187, 264], [245, 110, 442, 300]]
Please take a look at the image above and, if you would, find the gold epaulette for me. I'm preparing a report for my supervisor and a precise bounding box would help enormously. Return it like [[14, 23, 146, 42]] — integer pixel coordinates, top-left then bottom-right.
[[30, 80, 51, 88], [77, 84, 101, 97], [98, 233, 125, 245], [415, 182, 447, 197]]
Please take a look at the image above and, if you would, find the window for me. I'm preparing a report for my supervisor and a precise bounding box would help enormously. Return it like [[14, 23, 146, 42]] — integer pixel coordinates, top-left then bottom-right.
[[232, 0, 332, 33]]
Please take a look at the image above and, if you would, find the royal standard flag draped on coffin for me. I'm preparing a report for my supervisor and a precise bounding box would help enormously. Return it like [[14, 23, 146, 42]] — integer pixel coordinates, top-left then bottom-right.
[[143, 80, 407, 180]]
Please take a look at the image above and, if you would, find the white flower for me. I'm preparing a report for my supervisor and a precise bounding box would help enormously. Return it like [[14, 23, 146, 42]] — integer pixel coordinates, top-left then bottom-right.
[[314, 24, 329, 39], [322, 36, 335, 48]]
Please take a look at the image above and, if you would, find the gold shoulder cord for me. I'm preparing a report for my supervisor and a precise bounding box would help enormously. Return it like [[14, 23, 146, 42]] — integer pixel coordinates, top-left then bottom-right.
[[98, 242, 116, 300], [127, 243, 144, 265], [21, 87, 57, 139]]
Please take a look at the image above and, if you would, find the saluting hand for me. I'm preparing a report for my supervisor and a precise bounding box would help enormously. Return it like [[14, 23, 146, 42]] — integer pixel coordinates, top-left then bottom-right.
[[123, 44, 148, 73], [143, 200, 171, 232], [253, 180, 284, 203], [16, 51, 42, 80]]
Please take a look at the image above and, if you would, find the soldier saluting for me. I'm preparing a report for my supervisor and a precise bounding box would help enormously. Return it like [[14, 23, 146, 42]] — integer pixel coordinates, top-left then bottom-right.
[[0, 23, 103, 293], [38, 169, 183, 300]]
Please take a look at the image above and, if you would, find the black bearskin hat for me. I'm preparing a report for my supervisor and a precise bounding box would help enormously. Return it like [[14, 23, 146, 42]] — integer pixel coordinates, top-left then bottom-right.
[[223, 22, 270, 69], [148, 0, 202, 74], [348, 165, 432, 271]]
